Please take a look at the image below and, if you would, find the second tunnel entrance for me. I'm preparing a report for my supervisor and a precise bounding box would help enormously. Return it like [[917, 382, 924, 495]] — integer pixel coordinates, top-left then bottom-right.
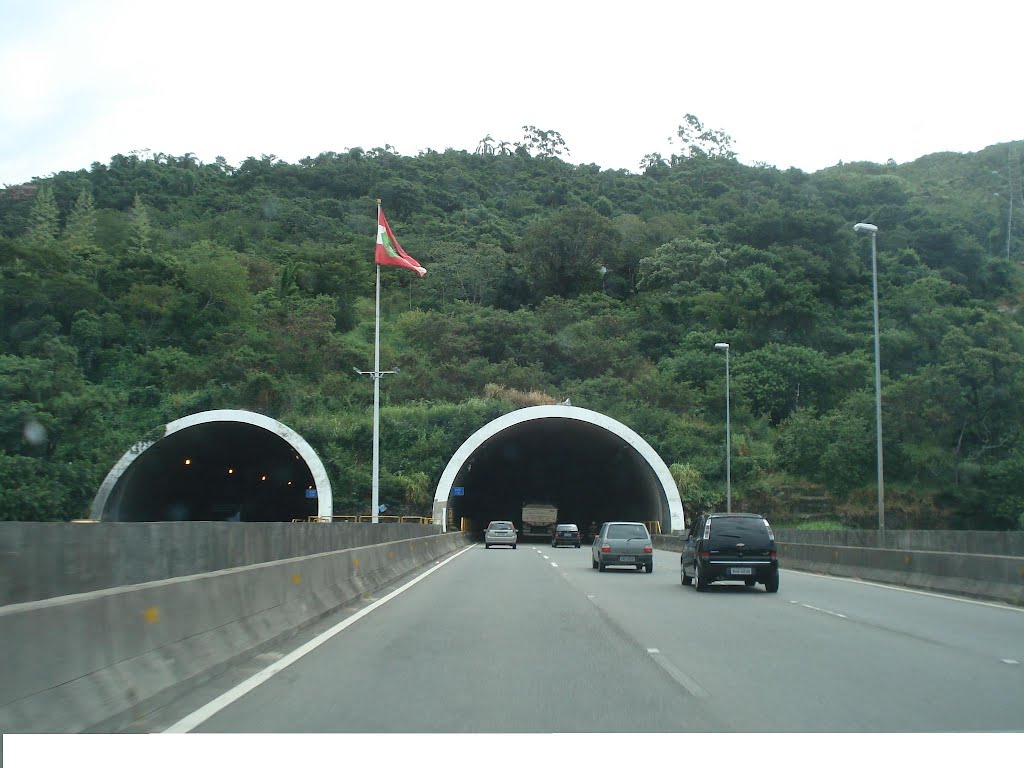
[[432, 405, 683, 537]]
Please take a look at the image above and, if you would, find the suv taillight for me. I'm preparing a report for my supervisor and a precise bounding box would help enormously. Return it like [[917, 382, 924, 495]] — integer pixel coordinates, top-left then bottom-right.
[[770, 549, 777, 559], [698, 550, 710, 559]]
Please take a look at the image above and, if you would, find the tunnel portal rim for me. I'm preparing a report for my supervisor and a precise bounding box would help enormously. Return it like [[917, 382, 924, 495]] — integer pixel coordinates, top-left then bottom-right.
[[90, 409, 333, 521], [432, 405, 683, 534]]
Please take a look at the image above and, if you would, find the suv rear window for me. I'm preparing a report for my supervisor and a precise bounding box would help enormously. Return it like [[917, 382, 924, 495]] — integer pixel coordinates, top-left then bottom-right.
[[708, 517, 772, 545], [606, 524, 649, 540], [556, 524, 578, 532]]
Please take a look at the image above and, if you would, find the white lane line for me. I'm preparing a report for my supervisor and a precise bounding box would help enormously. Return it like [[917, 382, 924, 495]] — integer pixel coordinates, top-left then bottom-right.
[[789, 600, 847, 619], [543, 555, 550, 560], [784, 570, 1024, 613], [551, 563, 559, 568], [647, 649, 708, 698], [1001, 659, 1020, 665], [163, 544, 476, 733]]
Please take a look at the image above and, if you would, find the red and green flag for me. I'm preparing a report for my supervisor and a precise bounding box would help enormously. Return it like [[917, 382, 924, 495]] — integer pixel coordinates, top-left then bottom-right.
[[375, 208, 426, 276]]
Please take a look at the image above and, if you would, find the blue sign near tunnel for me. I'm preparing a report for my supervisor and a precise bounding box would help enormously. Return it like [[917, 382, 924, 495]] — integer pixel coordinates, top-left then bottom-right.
[[452, 487, 465, 496], [305, 489, 318, 498]]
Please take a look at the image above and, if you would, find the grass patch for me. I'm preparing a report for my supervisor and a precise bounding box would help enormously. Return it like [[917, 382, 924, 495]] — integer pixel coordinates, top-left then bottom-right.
[[793, 519, 849, 531]]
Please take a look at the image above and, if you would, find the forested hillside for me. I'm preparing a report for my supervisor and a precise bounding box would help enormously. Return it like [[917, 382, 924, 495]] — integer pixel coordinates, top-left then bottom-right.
[[2, 124, 1022, 529]]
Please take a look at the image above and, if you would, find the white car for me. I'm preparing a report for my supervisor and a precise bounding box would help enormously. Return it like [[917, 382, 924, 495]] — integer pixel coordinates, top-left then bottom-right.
[[484, 520, 517, 549]]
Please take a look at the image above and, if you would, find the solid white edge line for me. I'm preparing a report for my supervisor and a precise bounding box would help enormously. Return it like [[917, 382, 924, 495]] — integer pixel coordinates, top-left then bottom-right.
[[781, 568, 1024, 613], [163, 544, 476, 733], [646, 648, 709, 698]]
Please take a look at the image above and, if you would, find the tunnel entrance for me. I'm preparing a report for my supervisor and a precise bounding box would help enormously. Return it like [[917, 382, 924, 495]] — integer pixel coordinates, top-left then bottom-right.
[[92, 410, 333, 522], [432, 405, 683, 537]]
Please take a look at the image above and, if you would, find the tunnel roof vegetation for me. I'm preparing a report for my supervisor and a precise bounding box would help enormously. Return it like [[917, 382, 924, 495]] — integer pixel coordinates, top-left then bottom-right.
[[1, 130, 1023, 530]]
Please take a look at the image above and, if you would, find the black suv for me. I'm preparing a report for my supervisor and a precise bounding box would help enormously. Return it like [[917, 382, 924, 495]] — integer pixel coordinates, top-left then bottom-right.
[[551, 523, 581, 548], [680, 513, 779, 593]]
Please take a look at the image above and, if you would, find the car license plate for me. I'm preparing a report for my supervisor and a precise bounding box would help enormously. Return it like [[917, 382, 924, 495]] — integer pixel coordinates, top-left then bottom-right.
[[619, 556, 635, 563], [730, 567, 753, 576]]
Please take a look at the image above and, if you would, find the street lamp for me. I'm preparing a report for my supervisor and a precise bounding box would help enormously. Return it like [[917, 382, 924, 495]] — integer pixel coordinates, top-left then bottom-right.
[[853, 222, 885, 542], [714, 342, 731, 514], [993, 169, 1015, 260]]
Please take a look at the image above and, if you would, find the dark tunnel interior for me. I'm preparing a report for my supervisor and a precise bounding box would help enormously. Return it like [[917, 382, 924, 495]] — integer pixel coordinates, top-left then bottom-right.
[[104, 423, 319, 522], [445, 418, 666, 538]]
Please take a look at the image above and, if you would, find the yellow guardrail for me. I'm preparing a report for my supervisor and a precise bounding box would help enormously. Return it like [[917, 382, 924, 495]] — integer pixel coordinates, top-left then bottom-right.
[[644, 520, 662, 535], [296, 515, 435, 524]]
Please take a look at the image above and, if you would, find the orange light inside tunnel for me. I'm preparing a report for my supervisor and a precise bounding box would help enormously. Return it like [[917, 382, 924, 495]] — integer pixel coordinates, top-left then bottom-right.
[[227, 467, 235, 475], [184, 458, 191, 466], [260, 475, 268, 481]]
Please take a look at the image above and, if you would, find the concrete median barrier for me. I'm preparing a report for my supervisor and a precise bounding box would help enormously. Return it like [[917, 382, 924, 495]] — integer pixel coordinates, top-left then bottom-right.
[[0, 531, 472, 734]]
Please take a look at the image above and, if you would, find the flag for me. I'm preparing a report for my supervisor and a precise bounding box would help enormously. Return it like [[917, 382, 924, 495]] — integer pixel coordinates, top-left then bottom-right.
[[375, 208, 426, 276]]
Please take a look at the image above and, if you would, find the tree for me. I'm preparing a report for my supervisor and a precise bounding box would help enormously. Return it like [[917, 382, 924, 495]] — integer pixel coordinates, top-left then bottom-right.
[[63, 190, 98, 254], [475, 135, 495, 155], [516, 206, 624, 302], [669, 113, 737, 161], [670, 462, 717, 521], [23, 185, 59, 247], [518, 126, 570, 158], [128, 193, 151, 256]]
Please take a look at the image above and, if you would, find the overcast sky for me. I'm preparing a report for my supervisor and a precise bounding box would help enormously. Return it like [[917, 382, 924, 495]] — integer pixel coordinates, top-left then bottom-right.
[[1, 0, 1020, 187]]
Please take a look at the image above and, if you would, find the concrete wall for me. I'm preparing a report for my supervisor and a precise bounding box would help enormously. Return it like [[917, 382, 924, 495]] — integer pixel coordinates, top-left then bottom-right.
[[0, 530, 473, 734], [774, 541, 1024, 605], [0, 521, 441, 606], [653, 531, 1024, 606], [773, 528, 1024, 556]]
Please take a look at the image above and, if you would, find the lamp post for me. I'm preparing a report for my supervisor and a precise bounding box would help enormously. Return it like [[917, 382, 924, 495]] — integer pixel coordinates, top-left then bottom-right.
[[714, 342, 731, 514], [853, 222, 885, 542]]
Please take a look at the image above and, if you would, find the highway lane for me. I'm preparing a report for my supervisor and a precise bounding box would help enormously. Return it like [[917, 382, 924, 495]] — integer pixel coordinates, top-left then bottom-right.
[[149, 543, 1023, 733], [176, 542, 726, 733], [567, 546, 1024, 731]]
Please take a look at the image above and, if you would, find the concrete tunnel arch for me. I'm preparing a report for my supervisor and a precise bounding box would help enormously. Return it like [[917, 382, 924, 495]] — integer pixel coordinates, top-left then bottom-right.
[[91, 409, 333, 522], [432, 405, 684, 534]]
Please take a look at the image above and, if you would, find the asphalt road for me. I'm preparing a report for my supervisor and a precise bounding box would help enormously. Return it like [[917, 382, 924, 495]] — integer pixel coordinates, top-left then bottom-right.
[[140, 542, 1024, 733]]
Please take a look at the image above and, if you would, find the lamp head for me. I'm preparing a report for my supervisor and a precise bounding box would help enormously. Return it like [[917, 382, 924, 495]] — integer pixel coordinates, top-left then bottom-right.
[[714, 342, 729, 350], [853, 223, 878, 234]]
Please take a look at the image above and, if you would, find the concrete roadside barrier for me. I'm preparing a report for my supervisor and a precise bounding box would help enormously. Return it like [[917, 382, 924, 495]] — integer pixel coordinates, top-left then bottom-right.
[[653, 534, 1024, 606], [775, 541, 1024, 605], [0, 531, 472, 734]]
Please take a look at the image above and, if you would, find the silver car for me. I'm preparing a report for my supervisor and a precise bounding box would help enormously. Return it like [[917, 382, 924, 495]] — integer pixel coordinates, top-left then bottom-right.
[[484, 520, 517, 549], [592, 521, 654, 573]]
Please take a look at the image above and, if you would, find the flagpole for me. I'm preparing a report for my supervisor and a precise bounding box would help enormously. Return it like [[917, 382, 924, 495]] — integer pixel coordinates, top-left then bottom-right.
[[371, 200, 383, 524], [357, 199, 419, 525], [372, 259, 381, 524]]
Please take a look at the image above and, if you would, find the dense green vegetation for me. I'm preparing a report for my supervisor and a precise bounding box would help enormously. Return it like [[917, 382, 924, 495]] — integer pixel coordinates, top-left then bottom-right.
[[2, 123, 1023, 529]]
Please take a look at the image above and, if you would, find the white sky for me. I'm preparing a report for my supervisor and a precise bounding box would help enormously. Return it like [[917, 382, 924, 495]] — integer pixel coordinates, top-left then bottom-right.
[[1, 0, 1020, 186]]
